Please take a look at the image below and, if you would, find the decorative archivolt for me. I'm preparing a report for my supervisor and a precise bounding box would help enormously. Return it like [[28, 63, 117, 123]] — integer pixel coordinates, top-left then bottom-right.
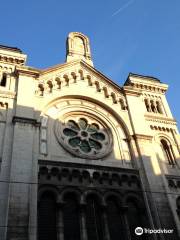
[[154, 132, 175, 145], [36, 69, 127, 111], [39, 97, 132, 163], [154, 133, 177, 166]]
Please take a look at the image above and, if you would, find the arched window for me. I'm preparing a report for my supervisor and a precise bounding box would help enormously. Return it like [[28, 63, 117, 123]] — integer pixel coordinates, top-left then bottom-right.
[[150, 100, 156, 113], [86, 194, 104, 240], [0, 73, 7, 87], [126, 198, 147, 240], [63, 193, 81, 240], [74, 36, 85, 55], [160, 139, 175, 165], [106, 196, 127, 240], [156, 101, 163, 114], [38, 191, 57, 240], [144, 98, 151, 112]]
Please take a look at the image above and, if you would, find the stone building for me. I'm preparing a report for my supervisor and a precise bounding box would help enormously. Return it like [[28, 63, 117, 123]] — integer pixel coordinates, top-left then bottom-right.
[[0, 32, 180, 240]]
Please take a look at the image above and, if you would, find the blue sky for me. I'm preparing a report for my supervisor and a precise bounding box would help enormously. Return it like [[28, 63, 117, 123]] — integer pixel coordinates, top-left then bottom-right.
[[1, 0, 180, 125]]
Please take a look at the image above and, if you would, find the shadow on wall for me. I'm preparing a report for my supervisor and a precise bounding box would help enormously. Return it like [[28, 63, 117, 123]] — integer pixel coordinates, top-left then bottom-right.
[[0, 103, 179, 240], [38, 162, 149, 240], [0, 103, 133, 240]]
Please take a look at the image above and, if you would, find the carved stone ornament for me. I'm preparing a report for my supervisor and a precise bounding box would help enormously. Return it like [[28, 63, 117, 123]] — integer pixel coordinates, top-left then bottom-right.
[[54, 114, 112, 159]]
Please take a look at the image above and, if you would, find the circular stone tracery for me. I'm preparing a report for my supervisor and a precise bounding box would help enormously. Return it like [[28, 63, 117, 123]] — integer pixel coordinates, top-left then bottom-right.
[[54, 115, 112, 159]]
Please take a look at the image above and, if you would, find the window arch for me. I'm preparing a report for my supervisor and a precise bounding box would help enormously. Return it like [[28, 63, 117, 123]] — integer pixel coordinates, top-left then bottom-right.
[[38, 191, 57, 240], [63, 192, 81, 240], [160, 139, 175, 165], [85, 194, 104, 240], [150, 100, 156, 113], [144, 98, 151, 112], [106, 196, 127, 240], [0, 73, 7, 87]]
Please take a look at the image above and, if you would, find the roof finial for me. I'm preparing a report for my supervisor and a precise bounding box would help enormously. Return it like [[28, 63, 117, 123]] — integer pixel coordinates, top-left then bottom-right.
[[66, 32, 93, 66]]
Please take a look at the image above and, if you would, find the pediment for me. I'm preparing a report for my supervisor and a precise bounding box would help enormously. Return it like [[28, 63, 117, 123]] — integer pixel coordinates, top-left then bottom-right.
[[36, 60, 127, 109]]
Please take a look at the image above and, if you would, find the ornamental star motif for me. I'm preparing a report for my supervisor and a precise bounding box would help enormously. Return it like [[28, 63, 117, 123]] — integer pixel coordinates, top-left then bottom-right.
[[63, 118, 105, 153]]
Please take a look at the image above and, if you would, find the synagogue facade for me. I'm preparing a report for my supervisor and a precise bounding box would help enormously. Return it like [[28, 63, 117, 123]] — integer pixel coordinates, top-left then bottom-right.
[[0, 32, 180, 240]]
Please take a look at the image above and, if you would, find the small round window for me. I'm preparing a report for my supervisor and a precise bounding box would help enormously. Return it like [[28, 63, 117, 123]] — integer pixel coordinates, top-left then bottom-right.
[[54, 115, 112, 159]]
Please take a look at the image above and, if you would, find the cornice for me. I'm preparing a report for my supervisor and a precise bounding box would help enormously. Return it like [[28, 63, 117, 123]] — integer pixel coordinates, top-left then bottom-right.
[[16, 66, 40, 77], [41, 60, 79, 75], [166, 175, 180, 180], [123, 86, 142, 96], [145, 114, 177, 125], [80, 61, 123, 93], [133, 134, 153, 141], [124, 73, 168, 94], [12, 116, 40, 127], [38, 159, 139, 175], [35, 60, 127, 109], [40, 60, 123, 93], [0, 48, 26, 66], [126, 73, 161, 83], [0, 90, 16, 99]]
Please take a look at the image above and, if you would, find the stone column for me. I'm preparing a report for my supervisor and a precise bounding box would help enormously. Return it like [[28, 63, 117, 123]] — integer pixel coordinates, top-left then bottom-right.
[[101, 205, 110, 240], [134, 135, 165, 240], [80, 203, 88, 240], [6, 119, 37, 240], [121, 206, 131, 240], [57, 202, 64, 240]]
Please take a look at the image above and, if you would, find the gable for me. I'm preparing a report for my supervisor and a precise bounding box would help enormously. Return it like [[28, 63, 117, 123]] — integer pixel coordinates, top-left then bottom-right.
[[36, 60, 127, 110]]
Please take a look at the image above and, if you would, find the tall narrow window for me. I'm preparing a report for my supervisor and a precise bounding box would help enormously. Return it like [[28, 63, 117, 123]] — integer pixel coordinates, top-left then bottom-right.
[[0, 73, 7, 87], [126, 199, 147, 240], [106, 197, 127, 240], [156, 101, 163, 114], [63, 193, 81, 240], [144, 99, 151, 112], [150, 100, 156, 113], [86, 195, 104, 240], [38, 192, 57, 240], [161, 139, 175, 165]]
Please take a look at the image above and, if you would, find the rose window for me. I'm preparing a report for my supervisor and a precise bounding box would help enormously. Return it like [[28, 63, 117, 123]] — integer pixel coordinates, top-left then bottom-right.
[[54, 116, 112, 159]]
